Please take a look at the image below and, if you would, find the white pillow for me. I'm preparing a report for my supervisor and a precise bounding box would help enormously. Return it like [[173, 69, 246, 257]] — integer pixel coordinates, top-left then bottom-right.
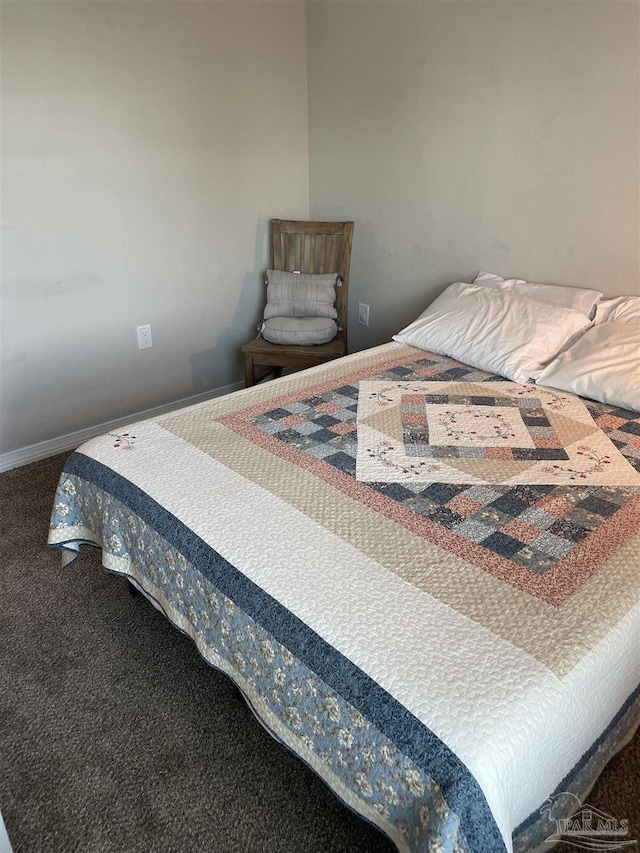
[[264, 270, 339, 320], [393, 282, 591, 385], [473, 270, 603, 319], [536, 322, 640, 412], [593, 295, 640, 325]]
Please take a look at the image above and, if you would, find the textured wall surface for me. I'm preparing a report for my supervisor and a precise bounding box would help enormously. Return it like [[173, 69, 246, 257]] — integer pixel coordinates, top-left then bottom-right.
[[307, 0, 640, 351], [3, 0, 639, 457], [1, 0, 309, 453]]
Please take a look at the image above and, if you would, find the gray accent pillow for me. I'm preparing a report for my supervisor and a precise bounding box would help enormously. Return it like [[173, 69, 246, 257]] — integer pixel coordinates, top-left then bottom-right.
[[263, 270, 340, 320], [261, 316, 338, 345]]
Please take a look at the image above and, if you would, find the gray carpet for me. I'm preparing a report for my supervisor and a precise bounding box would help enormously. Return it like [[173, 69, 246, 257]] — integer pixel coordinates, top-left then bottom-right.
[[0, 453, 638, 853]]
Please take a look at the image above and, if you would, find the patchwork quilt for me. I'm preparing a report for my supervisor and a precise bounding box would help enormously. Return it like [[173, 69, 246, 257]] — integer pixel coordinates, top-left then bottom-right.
[[49, 342, 640, 853]]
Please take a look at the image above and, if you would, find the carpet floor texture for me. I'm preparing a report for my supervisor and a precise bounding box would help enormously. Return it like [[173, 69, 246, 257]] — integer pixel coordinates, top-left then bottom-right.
[[0, 452, 638, 853]]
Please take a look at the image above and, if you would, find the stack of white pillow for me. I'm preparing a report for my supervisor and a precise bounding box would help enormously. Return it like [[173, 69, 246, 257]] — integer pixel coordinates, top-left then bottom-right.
[[536, 293, 639, 412], [393, 271, 639, 413]]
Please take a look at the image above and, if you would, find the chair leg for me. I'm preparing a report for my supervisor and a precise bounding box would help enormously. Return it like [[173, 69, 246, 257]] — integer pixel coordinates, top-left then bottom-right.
[[255, 365, 283, 384], [244, 352, 255, 388]]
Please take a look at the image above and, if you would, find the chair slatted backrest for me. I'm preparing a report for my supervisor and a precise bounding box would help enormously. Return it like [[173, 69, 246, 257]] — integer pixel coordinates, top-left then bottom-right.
[[271, 219, 354, 350]]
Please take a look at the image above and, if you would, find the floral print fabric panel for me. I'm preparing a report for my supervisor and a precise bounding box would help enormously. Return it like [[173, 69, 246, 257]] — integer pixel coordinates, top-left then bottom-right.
[[49, 467, 488, 853]]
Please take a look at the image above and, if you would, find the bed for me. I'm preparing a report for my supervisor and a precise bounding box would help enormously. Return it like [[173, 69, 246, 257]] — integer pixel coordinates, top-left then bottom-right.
[[49, 278, 640, 853]]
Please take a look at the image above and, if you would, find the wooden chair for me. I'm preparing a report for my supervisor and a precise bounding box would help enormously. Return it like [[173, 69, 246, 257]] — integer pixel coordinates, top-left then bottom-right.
[[242, 219, 354, 387]]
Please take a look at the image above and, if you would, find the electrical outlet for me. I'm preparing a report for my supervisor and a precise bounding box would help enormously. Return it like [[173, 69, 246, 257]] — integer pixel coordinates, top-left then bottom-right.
[[358, 303, 370, 326], [137, 324, 153, 350]]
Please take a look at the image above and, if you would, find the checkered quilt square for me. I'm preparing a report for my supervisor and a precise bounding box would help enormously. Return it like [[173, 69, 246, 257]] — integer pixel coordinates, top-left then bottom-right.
[[235, 352, 640, 589]]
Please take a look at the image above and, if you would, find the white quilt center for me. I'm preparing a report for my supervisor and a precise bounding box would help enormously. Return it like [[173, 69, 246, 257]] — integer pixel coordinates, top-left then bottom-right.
[[355, 380, 640, 486], [424, 404, 534, 448]]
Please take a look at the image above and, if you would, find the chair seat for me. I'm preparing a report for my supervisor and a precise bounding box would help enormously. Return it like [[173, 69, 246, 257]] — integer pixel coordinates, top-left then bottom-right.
[[242, 331, 346, 386]]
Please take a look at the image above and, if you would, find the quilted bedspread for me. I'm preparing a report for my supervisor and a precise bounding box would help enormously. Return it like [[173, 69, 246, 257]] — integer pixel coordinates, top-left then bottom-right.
[[49, 343, 640, 853]]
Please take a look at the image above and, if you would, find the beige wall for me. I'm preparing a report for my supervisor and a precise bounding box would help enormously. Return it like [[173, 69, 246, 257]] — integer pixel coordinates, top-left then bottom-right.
[[1, 0, 309, 454], [307, 0, 640, 351], [3, 0, 639, 460]]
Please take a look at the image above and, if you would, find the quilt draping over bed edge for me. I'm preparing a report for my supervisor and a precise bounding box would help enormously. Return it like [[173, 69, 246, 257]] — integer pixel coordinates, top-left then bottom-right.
[[48, 342, 640, 853]]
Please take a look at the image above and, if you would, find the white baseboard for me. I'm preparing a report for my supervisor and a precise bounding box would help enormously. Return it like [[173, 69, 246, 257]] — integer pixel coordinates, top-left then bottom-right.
[[0, 380, 245, 473]]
